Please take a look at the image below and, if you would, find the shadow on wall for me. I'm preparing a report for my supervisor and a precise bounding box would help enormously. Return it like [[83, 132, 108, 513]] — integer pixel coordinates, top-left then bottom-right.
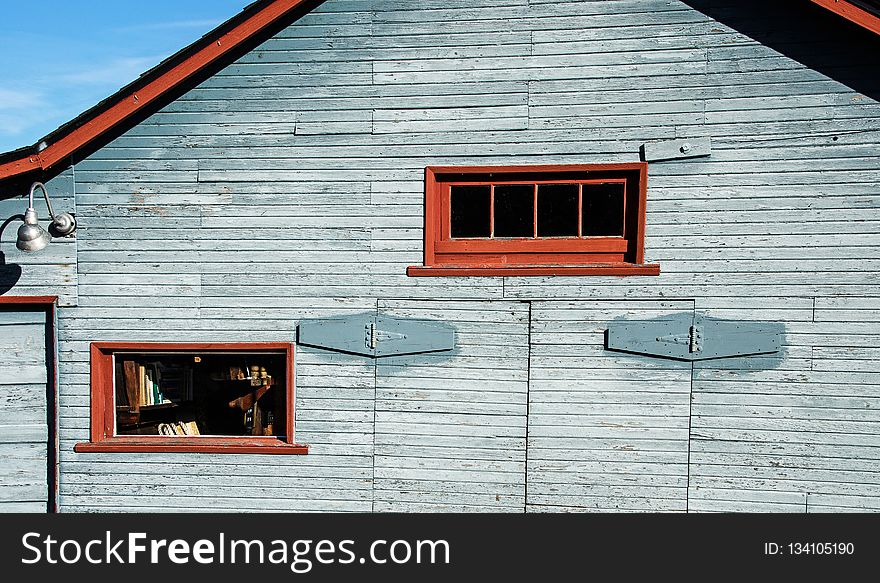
[[0, 214, 24, 295], [681, 0, 880, 101]]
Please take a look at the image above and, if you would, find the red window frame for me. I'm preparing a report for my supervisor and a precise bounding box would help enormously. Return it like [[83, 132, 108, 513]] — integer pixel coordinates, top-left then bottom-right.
[[407, 163, 660, 276], [75, 342, 308, 455]]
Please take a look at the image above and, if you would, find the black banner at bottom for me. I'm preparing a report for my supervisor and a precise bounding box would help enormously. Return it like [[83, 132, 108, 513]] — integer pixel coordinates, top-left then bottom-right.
[[1, 514, 876, 580]]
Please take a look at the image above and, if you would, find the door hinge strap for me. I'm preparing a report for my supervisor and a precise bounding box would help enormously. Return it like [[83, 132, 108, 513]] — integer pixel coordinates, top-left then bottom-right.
[[367, 322, 378, 350], [299, 313, 456, 358], [606, 312, 782, 362], [656, 325, 703, 353]]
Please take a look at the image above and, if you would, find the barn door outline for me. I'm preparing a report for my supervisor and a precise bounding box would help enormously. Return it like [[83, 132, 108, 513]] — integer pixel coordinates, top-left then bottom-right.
[[526, 299, 696, 513], [0, 296, 58, 513], [373, 299, 530, 512], [293, 299, 530, 512]]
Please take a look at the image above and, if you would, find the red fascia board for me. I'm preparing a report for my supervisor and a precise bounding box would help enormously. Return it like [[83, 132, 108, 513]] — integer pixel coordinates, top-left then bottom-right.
[[0, 0, 315, 181], [0, 155, 42, 178], [0, 296, 58, 305], [809, 0, 880, 35]]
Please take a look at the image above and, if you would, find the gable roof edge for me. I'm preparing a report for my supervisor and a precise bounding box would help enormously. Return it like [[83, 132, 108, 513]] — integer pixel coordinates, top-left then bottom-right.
[[0, 0, 320, 182], [809, 0, 880, 35]]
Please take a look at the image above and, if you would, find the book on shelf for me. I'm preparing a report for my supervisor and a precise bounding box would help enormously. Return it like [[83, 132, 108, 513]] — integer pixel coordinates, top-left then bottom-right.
[[145, 368, 153, 406], [122, 360, 140, 412], [146, 364, 153, 406], [138, 364, 147, 406], [147, 362, 163, 405], [123, 362, 171, 408], [158, 421, 201, 437]]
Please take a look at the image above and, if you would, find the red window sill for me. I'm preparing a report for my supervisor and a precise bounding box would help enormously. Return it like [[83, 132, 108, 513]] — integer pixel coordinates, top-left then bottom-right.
[[74, 437, 309, 455], [407, 263, 661, 277]]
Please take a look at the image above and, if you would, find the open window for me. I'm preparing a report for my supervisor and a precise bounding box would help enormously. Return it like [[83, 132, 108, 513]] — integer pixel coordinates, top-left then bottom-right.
[[408, 164, 660, 276], [75, 343, 307, 454]]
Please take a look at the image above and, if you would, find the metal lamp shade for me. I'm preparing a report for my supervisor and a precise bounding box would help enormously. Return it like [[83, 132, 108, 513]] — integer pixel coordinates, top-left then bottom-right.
[[16, 208, 51, 253]]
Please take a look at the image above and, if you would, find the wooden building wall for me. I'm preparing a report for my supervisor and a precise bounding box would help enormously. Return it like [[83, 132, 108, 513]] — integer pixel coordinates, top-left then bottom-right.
[[30, 0, 880, 511]]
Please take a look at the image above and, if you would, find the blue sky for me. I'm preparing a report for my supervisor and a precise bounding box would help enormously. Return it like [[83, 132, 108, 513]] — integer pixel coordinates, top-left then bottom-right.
[[0, 1, 251, 153]]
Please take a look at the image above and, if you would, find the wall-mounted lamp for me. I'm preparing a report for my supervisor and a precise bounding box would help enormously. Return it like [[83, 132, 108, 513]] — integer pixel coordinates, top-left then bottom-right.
[[16, 182, 77, 253]]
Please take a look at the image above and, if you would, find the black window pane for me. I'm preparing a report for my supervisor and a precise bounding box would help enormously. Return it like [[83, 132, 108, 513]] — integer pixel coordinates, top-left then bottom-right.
[[537, 184, 579, 237], [451, 185, 491, 238], [583, 183, 625, 236], [494, 184, 535, 238]]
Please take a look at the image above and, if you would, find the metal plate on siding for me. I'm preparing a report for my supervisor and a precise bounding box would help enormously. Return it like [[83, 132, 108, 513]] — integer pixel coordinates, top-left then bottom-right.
[[640, 137, 711, 162], [298, 313, 455, 358], [693, 314, 783, 361], [297, 313, 375, 357], [606, 312, 782, 361], [374, 315, 456, 358]]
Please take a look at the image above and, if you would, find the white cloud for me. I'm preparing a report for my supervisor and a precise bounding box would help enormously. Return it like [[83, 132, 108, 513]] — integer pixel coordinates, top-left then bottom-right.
[[0, 89, 62, 140], [0, 53, 165, 148], [0, 54, 162, 147], [0, 87, 54, 138], [0, 88, 44, 111], [0, 112, 35, 136], [115, 19, 223, 32], [60, 55, 167, 85]]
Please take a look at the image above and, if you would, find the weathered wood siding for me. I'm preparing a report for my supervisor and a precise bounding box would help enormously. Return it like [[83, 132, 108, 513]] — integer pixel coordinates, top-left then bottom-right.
[[0, 309, 50, 511], [46, 0, 880, 511]]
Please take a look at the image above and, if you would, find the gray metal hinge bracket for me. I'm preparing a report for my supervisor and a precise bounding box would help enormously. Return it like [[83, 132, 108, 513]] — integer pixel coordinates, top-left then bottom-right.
[[299, 314, 456, 358], [656, 324, 703, 353], [606, 312, 782, 361]]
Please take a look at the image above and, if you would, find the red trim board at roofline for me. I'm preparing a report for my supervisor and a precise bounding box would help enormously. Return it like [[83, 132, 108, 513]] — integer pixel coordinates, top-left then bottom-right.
[[0, 0, 876, 183], [0, 0, 322, 182], [809, 0, 880, 34]]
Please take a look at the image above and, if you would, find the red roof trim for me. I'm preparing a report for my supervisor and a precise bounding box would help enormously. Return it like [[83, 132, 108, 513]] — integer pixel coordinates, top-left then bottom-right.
[[0, 0, 875, 183], [0, 0, 317, 181], [809, 0, 880, 35]]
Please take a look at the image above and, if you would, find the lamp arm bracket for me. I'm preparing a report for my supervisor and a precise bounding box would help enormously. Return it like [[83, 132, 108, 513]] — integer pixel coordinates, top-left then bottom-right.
[[29, 182, 57, 220], [27, 181, 76, 237]]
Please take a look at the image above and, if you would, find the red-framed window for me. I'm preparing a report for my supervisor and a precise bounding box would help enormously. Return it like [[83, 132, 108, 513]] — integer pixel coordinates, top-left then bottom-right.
[[407, 164, 660, 276], [75, 343, 308, 455]]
